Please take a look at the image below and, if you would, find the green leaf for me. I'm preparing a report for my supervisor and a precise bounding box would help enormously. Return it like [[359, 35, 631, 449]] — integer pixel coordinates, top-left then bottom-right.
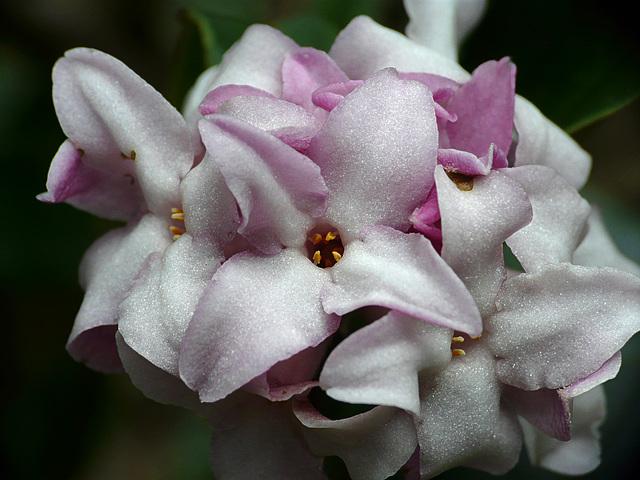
[[460, 0, 640, 133]]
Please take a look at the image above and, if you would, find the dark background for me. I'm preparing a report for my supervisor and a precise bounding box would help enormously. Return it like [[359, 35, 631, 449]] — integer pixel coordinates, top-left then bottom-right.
[[1, 0, 639, 478]]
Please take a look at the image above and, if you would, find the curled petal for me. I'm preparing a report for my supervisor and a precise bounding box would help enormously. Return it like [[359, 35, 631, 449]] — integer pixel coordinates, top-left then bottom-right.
[[320, 311, 452, 414], [53, 48, 193, 216], [199, 84, 274, 115], [179, 249, 339, 403], [307, 68, 438, 243], [67, 214, 172, 372], [294, 400, 417, 480], [486, 263, 640, 390], [322, 225, 482, 336]]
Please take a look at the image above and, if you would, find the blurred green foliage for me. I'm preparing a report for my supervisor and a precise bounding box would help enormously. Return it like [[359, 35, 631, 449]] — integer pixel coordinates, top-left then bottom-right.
[[1, 0, 638, 479]]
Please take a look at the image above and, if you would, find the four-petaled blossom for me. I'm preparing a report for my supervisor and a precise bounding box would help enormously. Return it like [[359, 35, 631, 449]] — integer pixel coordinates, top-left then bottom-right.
[[40, 0, 640, 479]]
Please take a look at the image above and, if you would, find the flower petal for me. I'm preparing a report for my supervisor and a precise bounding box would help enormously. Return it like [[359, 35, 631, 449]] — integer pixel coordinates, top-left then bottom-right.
[[322, 225, 482, 336], [416, 345, 522, 477], [513, 95, 591, 189], [52, 48, 193, 216], [67, 214, 172, 372], [307, 68, 438, 243], [329, 16, 469, 82], [485, 263, 640, 390], [503, 165, 591, 272], [436, 167, 532, 316], [294, 400, 417, 480], [179, 248, 339, 403], [198, 84, 274, 115], [319, 311, 452, 414], [199, 115, 328, 253], [117, 234, 223, 376], [37, 139, 146, 221]]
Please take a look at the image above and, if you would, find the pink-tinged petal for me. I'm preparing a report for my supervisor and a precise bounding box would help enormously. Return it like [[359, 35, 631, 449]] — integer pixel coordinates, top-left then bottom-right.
[[444, 58, 516, 157], [522, 386, 606, 475], [436, 167, 532, 317], [181, 65, 220, 158], [398, 72, 460, 103], [307, 68, 438, 243], [485, 263, 640, 390], [180, 152, 241, 244], [320, 311, 452, 414], [410, 186, 440, 228], [282, 47, 350, 113], [404, 0, 488, 61], [322, 226, 482, 337], [206, 393, 326, 480], [311, 80, 362, 111], [198, 84, 274, 115], [67, 214, 172, 372], [437, 148, 491, 175], [117, 234, 224, 376], [115, 332, 202, 410], [53, 48, 193, 216], [416, 345, 522, 477], [205, 24, 298, 97], [199, 115, 328, 254], [514, 95, 591, 189], [573, 206, 640, 276], [215, 95, 322, 151], [294, 400, 417, 480], [503, 165, 591, 272], [38, 139, 145, 221], [179, 248, 339, 403], [329, 16, 470, 82]]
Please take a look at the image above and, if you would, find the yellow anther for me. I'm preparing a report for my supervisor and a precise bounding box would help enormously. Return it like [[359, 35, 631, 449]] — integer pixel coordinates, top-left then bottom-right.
[[471, 334, 482, 341], [332, 251, 342, 263], [451, 336, 465, 343], [452, 348, 466, 357], [169, 225, 184, 240], [171, 207, 183, 214], [312, 233, 323, 245], [171, 212, 185, 221], [325, 231, 337, 242], [312, 250, 322, 264]]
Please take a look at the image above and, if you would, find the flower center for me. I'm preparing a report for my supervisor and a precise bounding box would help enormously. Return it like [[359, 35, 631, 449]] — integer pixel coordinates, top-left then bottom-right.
[[168, 207, 185, 240], [450, 332, 481, 357], [305, 227, 344, 268]]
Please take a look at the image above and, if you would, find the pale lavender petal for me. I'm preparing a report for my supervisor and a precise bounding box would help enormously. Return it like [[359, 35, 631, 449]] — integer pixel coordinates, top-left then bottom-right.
[[38, 139, 145, 221], [53, 48, 193, 216], [206, 393, 326, 480], [294, 400, 417, 480], [503, 165, 591, 272], [514, 95, 591, 189], [67, 214, 172, 372], [179, 249, 339, 403], [307, 68, 438, 243], [322, 226, 482, 336], [320, 311, 453, 414], [199, 115, 328, 254], [282, 47, 350, 112], [409, 186, 440, 228], [117, 234, 224, 376], [436, 167, 532, 316], [416, 345, 522, 477], [215, 95, 322, 151], [181, 64, 220, 140], [199, 84, 274, 115], [444, 58, 516, 157], [329, 16, 470, 81], [180, 152, 241, 244], [311, 80, 362, 111], [485, 263, 640, 390], [573, 206, 640, 275], [522, 386, 606, 475], [398, 72, 460, 103], [437, 148, 491, 175]]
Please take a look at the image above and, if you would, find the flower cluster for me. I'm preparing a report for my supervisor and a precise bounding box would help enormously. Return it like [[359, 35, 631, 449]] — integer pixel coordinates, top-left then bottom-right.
[[40, 1, 640, 479]]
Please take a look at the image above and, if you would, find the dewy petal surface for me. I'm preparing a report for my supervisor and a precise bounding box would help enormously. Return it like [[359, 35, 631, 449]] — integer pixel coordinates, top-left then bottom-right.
[[52, 48, 192, 216], [320, 310, 452, 414], [199, 115, 328, 253], [68, 214, 172, 372], [485, 263, 640, 390], [294, 401, 417, 480], [436, 166, 532, 316], [179, 248, 339, 403], [307, 68, 438, 243], [503, 165, 590, 272], [322, 226, 482, 337], [329, 16, 469, 82], [416, 345, 522, 478]]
